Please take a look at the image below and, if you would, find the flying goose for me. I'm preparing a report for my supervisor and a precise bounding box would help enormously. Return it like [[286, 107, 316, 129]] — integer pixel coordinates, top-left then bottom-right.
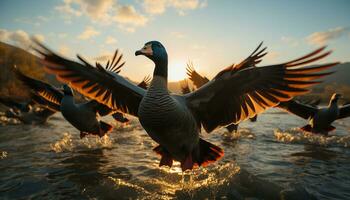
[[0, 97, 34, 114], [33, 40, 338, 171], [278, 93, 350, 135], [15, 69, 115, 138], [0, 94, 58, 124], [184, 61, 260, 133]]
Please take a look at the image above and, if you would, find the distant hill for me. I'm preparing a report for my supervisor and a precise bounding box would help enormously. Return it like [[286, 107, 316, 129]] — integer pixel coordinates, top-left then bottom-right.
[[322, 62, 350, 85], [0, 41, 61, 99]]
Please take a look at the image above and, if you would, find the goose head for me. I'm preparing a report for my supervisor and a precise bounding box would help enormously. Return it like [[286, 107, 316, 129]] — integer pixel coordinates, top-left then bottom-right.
[[330, 93, 342, 105], [62, 84, 73, 96], [135, 41, 168, 78]]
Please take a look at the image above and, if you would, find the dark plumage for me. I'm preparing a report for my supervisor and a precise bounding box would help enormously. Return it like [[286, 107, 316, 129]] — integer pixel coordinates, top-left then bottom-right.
[[0, 95, 56, 124], [279, 93, 350, 135], [0, 97, 33, 113], [14, 67, 116, 138], [184, 58, 263, 133]]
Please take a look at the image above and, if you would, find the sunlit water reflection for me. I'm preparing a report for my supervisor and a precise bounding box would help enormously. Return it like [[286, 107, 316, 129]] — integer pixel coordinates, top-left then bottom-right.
[[0, 109, 349, 199]]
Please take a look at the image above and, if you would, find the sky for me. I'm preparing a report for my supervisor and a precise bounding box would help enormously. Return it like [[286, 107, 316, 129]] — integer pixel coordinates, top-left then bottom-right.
[[1, 0, 350, 81]]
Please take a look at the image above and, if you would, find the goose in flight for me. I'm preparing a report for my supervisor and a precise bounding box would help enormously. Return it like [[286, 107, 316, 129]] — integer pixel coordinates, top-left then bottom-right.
[[279, 93, 350, 135], [0, 97, 34, 114], [0, 93, 58, 124], [1, 95, 57, 125], [33, 40, 338, 171], [184, 61, 260, 133], [15, 69, 115, 138]]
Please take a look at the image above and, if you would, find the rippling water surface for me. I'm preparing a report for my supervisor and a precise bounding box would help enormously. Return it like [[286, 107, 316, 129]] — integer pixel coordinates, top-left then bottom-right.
[[0, 109, 350, 200]]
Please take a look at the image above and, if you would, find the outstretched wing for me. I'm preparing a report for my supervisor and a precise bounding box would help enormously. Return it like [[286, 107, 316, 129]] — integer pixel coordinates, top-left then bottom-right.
[[278, 100, 318, 120], [30, 93, 61, 112], [0, 97, 30, 112], [32, 40, 145, 117], [338, 105, 350, 119], [298, 98, 321, 108], [137, 75, 151, 90], [102, 49, 125, 74], [14, 67, 64, 106], [185, 46, 339, 132], [180, 79, 192, 94], [214, 42, 267, 79], [186, 61, 210, 89]]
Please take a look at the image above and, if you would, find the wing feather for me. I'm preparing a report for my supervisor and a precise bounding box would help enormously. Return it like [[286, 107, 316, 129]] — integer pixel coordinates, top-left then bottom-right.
[[32, 40, 145, 116], [338, 105, 350, 119], [186, 61, 210, 88], [185, 46, 339, 132], [14, 67, 63, 106]]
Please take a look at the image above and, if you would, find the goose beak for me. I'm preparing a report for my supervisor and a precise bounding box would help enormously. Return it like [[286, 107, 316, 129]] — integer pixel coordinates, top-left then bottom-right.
[[135, 50, 142, 56], [135, 44, 153, 56]]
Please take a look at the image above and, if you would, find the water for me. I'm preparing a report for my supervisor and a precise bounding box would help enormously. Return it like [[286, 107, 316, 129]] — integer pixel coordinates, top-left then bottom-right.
[[0, 109, 349, 200]]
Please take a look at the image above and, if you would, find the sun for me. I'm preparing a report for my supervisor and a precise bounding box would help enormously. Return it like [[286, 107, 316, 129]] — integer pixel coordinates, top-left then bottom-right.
[[168, 60, 187, 82]]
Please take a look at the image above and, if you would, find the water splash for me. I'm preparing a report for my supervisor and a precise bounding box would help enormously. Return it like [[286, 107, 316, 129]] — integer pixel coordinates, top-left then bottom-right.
[[0, 151, 8, 159], [50, 132, 74, 153], [175, 163, 241, 199], [80, 134, 113, 149], [50, 133, 113, 153], [274, 128, 350, 148], [0, 115, 21, 126], [221, 128, 256, 142]]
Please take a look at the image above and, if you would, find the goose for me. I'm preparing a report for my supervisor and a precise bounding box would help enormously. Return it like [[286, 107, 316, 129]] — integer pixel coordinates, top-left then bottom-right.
[[15, 69, 114, 138], [183, 61, 260, 133], [0, 94, 58, 124], [3, 98, 57, 125], [13, 47, 127, 137], [0, 97, 34, 114], [278, 93, 350, 135], [32, 40, 338, 171], [14, 49, 150, 129]]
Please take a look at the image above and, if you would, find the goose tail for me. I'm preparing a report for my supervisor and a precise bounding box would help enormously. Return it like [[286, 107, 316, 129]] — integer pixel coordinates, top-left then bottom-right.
[[187, 139, 224, 171], [300, 124, 336, 135], [300, 124, 313, 133], [99, 121, 114, 137]]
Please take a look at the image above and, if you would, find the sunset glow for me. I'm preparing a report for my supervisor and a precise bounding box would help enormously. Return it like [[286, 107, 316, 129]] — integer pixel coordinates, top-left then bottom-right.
[[168, 60, 187, 81]]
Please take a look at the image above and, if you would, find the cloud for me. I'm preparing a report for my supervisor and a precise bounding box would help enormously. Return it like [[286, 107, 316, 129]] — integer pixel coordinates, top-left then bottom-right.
[[37, 15, 49, 22], [14, 18, 41, 27], [55, 0, 147, 32], [55, 0, 82, 17], [307, 27, 350, 45], [143, 0, 167, 15], [94, 54, 112, 62], [105, 36, 117, 44], [58, 33, 68, 38], [33, 34, 45, 42], [281, 36, 299, 47], [143, 0, 206, 15], [0, 29, 31, 49], [77, 26, 100, 40], [170, 31, 186, 38], [113, 5, 148, 27], [264, 51, 280, 62], [117, 25, 137, 33], [55, 0, 114, 19], [59, 45, 71, 56], [170, 0, 200, 10]]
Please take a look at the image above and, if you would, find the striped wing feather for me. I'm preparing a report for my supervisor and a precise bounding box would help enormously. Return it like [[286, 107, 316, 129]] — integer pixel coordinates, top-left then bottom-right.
[[186, 46, 339, 133], [14, 67, 63, 106], [186, 61, 210, 89], [278, 100, 318, 120], [338, 105, 350, 119], [32, 40, 145, 117]]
